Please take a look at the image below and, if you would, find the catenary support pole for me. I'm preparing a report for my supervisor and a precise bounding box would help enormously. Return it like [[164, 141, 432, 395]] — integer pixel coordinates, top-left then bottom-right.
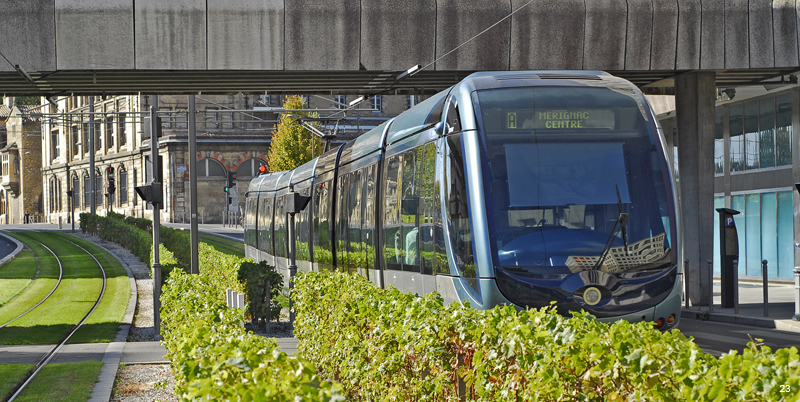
[[188, 95, 199, 275], [151, 98, 162, 339], [89, 97, 96, 215]]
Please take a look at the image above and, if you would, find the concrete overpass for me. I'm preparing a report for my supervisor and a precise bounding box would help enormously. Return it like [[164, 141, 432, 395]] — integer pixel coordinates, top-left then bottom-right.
[[2, 0, 800, 307], [0, 0, 798, 95]]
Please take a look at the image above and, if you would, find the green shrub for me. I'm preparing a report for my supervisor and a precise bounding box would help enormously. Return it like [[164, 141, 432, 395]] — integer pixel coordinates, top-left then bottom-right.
[[293, 271, 800, 402], [161, 226, 190, 267], [238, 260, 286, 324], [160, 244, 343, 401]]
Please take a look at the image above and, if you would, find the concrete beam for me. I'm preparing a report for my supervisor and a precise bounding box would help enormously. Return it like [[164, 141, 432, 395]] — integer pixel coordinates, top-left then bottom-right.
[[0, 0, 56, 72], [583, 0, 626, 70], [676, 71, 716, 306], [651, 0, 678, 70], [285, 0, 359, 71], [55, 0, 134, 70], [208, 0, 283, 70], [725, 0, 750, 69], [773, 0, 799, 67], [435, 0, 511, 70], [510, 0, 585, 70], [676, 0, 701, 69], [625, 0, 653, 70], [135, 0, 206, 70], [360, 0, 436, 71], [749, 0, 775, 68], [700, 0, 725, 69]]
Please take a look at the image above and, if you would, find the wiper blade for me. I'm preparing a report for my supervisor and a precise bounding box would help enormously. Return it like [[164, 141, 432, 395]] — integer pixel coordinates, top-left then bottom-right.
[[593, 185, 629, 270], [593, 212, 628, 270], [616, 185, 629, 256]]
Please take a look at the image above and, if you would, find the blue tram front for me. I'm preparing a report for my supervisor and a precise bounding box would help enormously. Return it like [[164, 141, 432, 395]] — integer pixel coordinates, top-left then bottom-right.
[[245, 71, 683, 329]]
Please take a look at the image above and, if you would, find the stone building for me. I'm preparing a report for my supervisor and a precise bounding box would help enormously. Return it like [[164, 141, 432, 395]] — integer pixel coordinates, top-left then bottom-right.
[[0, 98, 43, 224], [31, 93, 422, 224]]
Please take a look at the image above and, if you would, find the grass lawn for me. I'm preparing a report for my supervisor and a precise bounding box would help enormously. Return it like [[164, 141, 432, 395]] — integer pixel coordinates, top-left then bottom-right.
[[0, 250, 38, 307], [51, 232, 132, 344], [0, 232, 105, 345], [0, 234, 61, 326], [199, 233, 245, 258], [0, 363, 34, 400], [14, 361, 103, 402]]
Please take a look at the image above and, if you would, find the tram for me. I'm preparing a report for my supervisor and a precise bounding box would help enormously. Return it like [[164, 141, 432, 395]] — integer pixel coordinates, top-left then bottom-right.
[[244, 71, 682, 329]]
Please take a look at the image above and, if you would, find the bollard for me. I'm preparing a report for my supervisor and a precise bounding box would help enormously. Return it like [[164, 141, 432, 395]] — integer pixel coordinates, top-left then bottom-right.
[[793, 266, 800, 321], [231, 291, 239, 308], [708, 260, 713, 312], [684, 259, 689, 307], [762, 260, 769, 317], [237, 293, 245, 311], [226, 288, 233, 308], [733, 259, 739, 315]]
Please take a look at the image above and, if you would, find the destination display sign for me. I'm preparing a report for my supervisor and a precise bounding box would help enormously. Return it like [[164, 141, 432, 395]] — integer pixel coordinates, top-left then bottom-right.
[[505, 109, 616, 130]]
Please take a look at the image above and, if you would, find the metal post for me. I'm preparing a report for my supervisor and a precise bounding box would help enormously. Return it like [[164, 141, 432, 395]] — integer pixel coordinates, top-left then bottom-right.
[[762, 260, 769, 317], [288, 189, 298, 327], [70, 189, 74, 233], [188, 95, 199, 275], [793, 266, 800, 321], [733, 259, 739, 314], [708, 260, 713, 312], [150, 100, 162, 339], [89, 97, 96, 215], [684, 259, 689, 307]]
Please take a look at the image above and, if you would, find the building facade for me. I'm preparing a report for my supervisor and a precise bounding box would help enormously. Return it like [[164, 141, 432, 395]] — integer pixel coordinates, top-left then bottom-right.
[[658, 85, 798, 281], [0, 99, 44, 224], [26, 93, 422, 225]]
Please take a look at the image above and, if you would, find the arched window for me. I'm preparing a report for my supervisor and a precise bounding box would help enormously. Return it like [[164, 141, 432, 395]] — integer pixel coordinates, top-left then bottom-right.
[[119, 167, 128, 204], [49, 177, 61, 213], [71, 175, 80, 208], [83, 174, 90, 209], [196, 158, 226, 177], [96, 170, 103, 206], [236, 158, 266, 177]]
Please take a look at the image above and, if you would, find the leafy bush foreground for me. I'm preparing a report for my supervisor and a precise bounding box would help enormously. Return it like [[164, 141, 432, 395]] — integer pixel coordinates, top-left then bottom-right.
[[294, 271, 800, 402], [161, 245, 343, 401]]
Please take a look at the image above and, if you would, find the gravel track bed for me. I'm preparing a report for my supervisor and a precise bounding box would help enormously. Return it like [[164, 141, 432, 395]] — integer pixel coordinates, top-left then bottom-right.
[[71, 233, 177, 401]]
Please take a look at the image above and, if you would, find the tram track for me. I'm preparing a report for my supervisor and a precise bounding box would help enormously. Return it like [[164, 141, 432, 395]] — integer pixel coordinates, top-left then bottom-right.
[[0, 233, 64, 330], [0, 232, 107, 402]]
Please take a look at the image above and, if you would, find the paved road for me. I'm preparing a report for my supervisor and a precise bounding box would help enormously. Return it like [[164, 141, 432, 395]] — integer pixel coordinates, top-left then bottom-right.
[[677, 317, 800, 357], [0, 233, 19, 261]]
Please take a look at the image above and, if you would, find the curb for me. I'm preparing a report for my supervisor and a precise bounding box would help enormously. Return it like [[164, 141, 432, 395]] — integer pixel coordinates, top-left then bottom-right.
[[83, 236, 139, 402], [0, 231, 26, 267], [681, 309, 800, 333]]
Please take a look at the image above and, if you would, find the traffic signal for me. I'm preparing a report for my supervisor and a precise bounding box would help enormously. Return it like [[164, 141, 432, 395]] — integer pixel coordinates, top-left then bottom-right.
[[66, 190, 73, 198], [228, 196, 232, 205], [225, 171, 235, 193], [107, 167, 116, 195]]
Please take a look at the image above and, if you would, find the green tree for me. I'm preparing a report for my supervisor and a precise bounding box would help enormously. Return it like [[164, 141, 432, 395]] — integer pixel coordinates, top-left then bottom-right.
[[14, 96, 40, 106], [267, 95, 325, 172]]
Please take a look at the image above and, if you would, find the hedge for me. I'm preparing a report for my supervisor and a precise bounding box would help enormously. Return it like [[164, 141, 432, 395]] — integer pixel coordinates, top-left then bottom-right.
[[293, 271, 800, 402], [79, 213, 183, 281], [160, 243, 343, 401]]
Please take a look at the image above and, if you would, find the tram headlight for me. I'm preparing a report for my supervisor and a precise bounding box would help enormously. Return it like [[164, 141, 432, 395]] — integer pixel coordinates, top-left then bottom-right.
[[583, 287, 602, 306]]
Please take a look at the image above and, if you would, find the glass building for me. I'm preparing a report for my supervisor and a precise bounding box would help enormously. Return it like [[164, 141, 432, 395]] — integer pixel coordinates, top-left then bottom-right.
[[659, 89, 795, 280]]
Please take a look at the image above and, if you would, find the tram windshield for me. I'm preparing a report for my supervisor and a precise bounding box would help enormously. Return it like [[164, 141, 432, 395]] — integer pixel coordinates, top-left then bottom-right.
[[475, 86, 675, 275]]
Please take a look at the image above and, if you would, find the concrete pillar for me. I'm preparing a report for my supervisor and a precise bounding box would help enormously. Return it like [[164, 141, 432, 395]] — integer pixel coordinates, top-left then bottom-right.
[[792, 89, 800, 274], [676, 71, 716, 306]]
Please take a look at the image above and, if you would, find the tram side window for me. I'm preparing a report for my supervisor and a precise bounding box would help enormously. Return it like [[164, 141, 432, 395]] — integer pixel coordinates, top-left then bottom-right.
[[419, 142, 437, 275], [257, 194, 273, 254], [383, 156, 403, 271], [434, 139, 448, 275], [363, 164, 377, 270], [348, 170, 364, 273], [401, 149, 420, 272], [274, 195, 287, 258], [335, 173, 350, 272], [446, 134, 477, 292], [296, 186, 312, 263], [313, 180, 333, 270], [245, 197, 257, 248]]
